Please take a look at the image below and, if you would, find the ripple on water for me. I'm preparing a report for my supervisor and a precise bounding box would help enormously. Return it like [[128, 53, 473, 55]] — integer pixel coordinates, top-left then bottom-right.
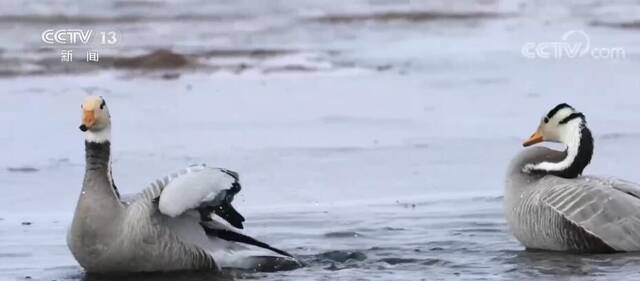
[[421, 258, 454, 267], [315, 250, 368, 263], [378, 257, 420, 265], [381, 226, 405, 231], [323, 231, 364, 238], [453, 227, 503, 234], [234, 256, 304, 272], [470, 196, 503, 202], [0, 253, 31, 258]]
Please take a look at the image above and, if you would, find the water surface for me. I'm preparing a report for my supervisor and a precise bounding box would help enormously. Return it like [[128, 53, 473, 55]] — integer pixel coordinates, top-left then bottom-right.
[[2, 0, 640, 280]]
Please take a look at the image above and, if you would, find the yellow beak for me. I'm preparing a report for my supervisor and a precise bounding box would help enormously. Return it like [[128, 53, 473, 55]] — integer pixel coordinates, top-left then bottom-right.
[[80, 110, 95, 131], [523, 130, 544, 147]]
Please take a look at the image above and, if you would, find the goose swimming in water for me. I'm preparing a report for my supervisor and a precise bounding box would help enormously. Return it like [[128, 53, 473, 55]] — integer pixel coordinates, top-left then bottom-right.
[[68, 96, 301, 273], [505, 103, 640, 253]]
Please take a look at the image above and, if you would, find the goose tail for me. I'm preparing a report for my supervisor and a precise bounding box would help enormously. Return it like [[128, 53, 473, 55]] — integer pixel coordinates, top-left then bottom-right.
[[199, 221, 304, 271], [200, 221, 294, 258]]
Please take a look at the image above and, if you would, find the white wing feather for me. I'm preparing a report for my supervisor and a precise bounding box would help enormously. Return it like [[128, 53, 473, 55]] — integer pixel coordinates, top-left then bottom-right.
[[133, 164, 300, 269], [158, 165, 237, 217]]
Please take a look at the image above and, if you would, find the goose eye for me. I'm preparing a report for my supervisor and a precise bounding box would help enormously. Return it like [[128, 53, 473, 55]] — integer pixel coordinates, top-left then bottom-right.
[[100, 100, 106, 109], [543, 117, 549, 123]]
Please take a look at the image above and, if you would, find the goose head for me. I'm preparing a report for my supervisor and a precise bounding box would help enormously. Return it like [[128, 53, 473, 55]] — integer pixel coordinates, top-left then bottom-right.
[[521, 103, 593, 178], [79, 96, 111, 143]]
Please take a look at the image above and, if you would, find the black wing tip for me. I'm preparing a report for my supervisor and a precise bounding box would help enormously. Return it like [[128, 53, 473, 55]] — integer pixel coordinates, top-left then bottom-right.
[[214, 203, 245, 229], [201, 226, 296, 259]]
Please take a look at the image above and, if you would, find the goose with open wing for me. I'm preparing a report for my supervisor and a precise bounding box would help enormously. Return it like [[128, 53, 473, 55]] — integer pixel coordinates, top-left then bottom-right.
[[67, 96, 301, 273]]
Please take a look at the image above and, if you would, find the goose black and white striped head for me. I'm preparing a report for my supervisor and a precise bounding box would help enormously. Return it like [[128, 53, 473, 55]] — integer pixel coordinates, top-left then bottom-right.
[[79, 96, 111, 143], [522, 103, 593, 178]]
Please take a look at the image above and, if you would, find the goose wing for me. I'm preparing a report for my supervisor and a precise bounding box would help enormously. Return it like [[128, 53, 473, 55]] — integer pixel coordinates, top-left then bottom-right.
[[604, 177, 640, 199], [157, 164, 244, 229], [541, 176, 640, 251], [137, 164, 296, 264]]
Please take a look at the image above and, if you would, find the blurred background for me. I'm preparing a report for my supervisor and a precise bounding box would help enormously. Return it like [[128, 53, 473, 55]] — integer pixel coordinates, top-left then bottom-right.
[[2, 1, 640, 280]]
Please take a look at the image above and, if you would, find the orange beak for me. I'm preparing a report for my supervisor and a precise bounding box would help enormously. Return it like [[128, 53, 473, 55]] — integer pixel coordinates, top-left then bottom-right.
[[80, 110, 95, 131], [523, 130, 544, 147]]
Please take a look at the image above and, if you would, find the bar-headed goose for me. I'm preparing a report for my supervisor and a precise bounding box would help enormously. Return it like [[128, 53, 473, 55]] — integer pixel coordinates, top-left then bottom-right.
[[505, 103, 640, 253], [68, 96, 301, 273]]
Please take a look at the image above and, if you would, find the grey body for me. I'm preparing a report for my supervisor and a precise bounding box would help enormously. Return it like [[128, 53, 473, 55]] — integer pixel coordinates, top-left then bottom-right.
[[505, 147, 640, 252], [67, 142, 217, 272]]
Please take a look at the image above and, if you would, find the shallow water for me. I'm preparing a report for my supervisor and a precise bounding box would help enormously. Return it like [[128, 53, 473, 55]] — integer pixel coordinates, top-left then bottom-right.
[[3, 73, 640, 281], [3, 0, 640, 280], [6, 197, 640, 281]]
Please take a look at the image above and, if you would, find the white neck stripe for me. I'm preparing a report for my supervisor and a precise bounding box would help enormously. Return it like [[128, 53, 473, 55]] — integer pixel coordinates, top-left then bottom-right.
[[84, 128, 111, 143], [530, 121, 581, 172]]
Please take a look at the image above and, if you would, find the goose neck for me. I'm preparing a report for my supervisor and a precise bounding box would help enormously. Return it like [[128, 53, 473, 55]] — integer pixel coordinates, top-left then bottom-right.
[[529, 125, 593, 178]]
